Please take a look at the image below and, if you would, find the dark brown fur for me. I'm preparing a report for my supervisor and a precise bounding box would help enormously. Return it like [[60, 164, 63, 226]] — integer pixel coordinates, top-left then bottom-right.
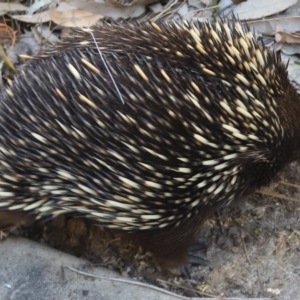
[[0, 212, 32, 232], [129, 206, 217, 267]]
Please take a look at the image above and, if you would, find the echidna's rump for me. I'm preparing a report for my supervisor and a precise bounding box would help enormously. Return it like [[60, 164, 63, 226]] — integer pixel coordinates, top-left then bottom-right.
[[0, 19, 299, 266]]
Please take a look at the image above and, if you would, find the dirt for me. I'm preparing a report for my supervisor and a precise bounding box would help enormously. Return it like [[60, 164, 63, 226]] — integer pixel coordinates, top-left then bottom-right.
[[21, 162, 300, 299]]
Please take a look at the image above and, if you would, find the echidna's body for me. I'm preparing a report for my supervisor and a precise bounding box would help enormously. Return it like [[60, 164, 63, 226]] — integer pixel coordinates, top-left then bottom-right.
[[0, 20, 300, 266]]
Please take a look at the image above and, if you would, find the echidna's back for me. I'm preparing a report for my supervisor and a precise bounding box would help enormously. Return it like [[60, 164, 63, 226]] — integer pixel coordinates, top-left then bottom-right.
[[0, 20, 299, 266]]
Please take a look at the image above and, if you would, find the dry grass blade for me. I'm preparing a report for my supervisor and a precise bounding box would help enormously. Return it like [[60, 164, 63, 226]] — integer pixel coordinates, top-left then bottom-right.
[[278, 180, 300, 189], [258, 189, 300, 202]]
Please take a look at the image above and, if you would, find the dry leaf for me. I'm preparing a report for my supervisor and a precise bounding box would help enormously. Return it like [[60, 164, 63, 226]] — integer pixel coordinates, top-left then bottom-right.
[[273, 237, 286, 255], [50, 3, 101, 27], [11, 11, 51, 23], [148, 3, 164, 13], [281, 53, 300, 90], [231, 0, 298, 20], [27, 0, 53, 15], [244, 16, 300, 38], [281, 43, 300, 56], [275, 31, 300, 44], [68, 0, 152, 19], [0, 3, 28, 14]]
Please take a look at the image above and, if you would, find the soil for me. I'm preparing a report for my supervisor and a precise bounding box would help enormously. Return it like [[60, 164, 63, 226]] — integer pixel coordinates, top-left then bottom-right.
[[22, 162, 300, 299]]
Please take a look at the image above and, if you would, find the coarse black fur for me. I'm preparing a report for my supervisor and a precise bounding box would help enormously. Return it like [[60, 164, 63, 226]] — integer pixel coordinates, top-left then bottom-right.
[[0, 19, 300, 266]]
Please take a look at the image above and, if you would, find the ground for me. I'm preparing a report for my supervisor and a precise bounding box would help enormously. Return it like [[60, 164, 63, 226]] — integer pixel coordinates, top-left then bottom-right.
[[21, 162, 300, 299]]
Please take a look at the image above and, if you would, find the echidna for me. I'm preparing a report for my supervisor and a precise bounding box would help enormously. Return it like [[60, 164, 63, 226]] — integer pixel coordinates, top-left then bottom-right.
[[0, 19, 299, 267]]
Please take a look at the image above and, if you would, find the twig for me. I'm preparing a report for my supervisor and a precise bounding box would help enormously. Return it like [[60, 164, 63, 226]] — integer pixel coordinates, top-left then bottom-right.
[[65, 266, 192, 300]]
